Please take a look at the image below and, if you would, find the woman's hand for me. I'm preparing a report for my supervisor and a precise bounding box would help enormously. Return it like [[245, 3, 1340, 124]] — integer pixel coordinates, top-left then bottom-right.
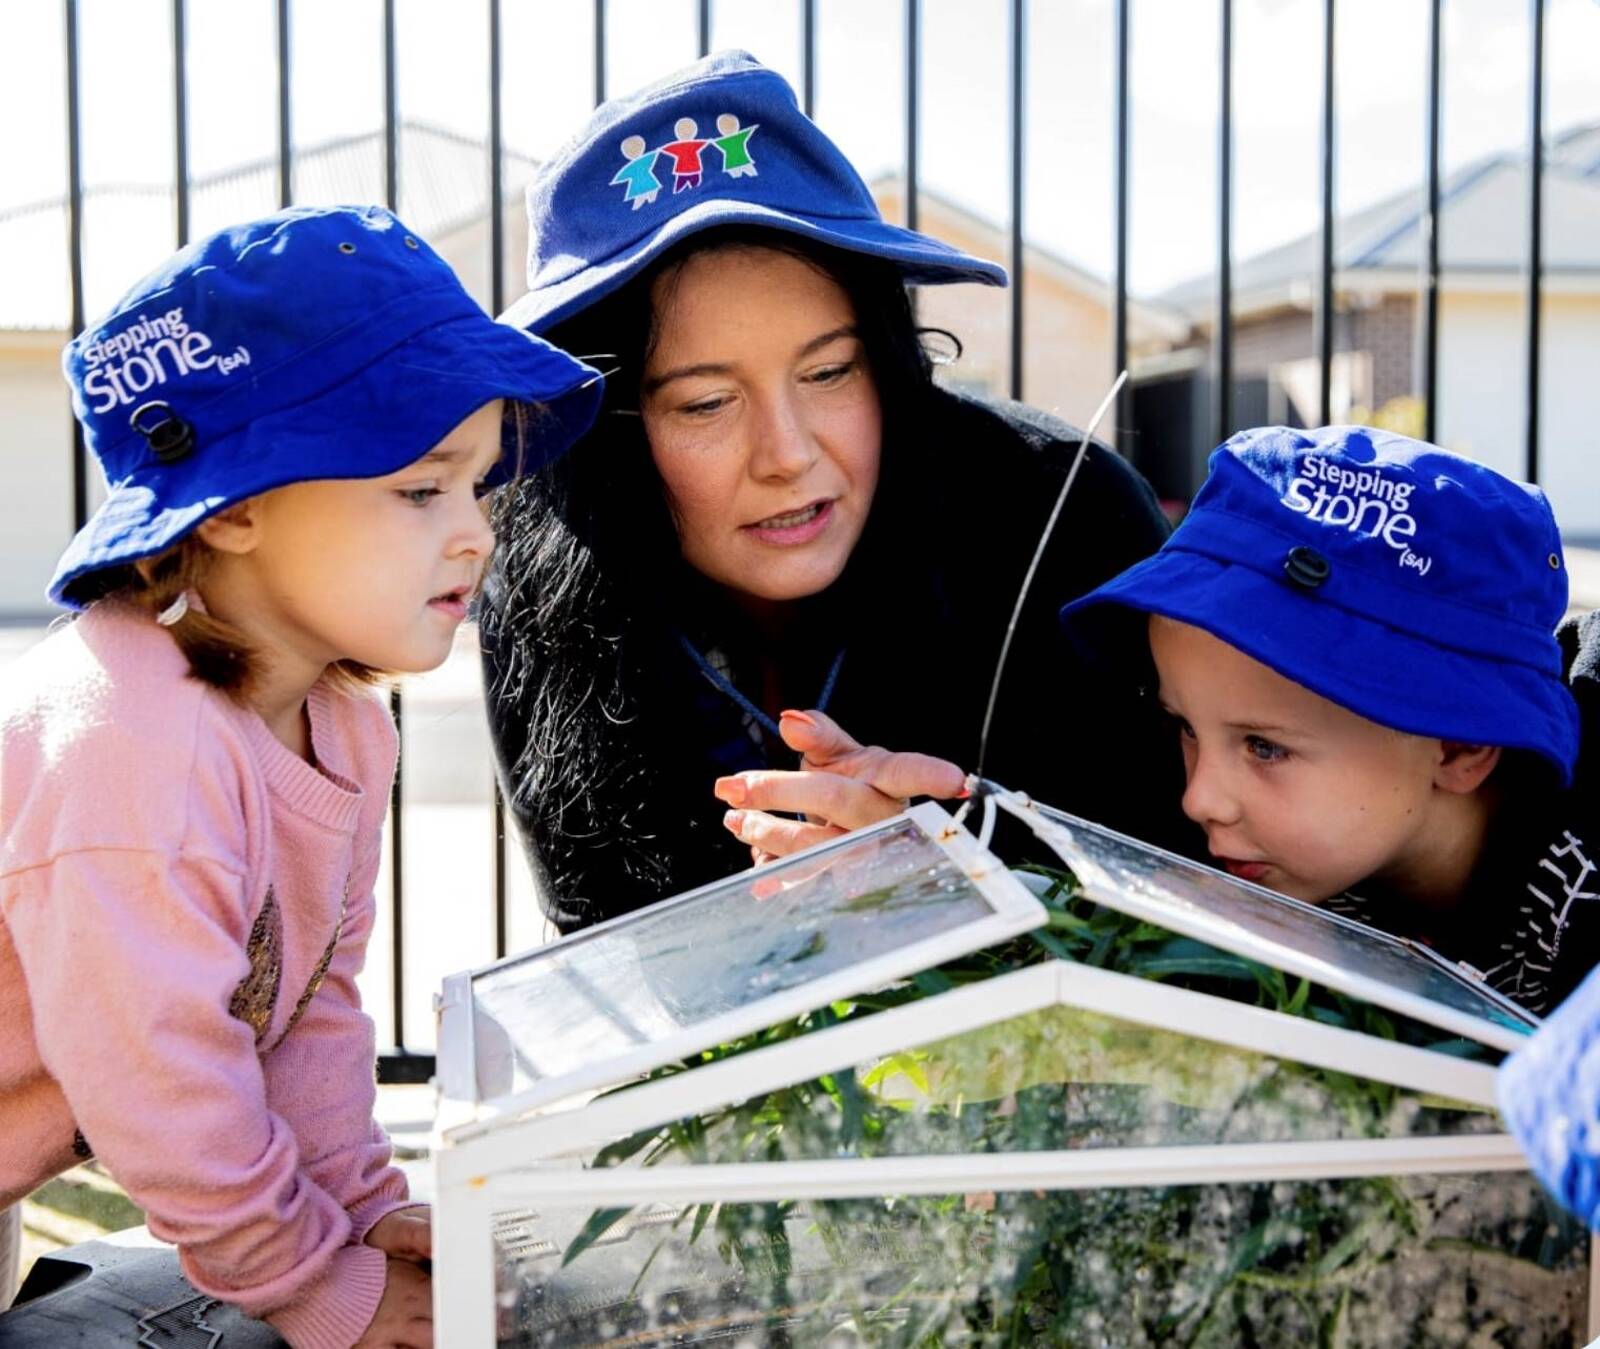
[[352, 1255, 433, 1349], [714, 709, 966, 862], [366, 1206, 432, 1263]]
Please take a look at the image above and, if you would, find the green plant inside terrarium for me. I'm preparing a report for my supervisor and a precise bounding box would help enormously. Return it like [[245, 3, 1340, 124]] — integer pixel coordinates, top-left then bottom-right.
[[492, 871, 1584, 1348]]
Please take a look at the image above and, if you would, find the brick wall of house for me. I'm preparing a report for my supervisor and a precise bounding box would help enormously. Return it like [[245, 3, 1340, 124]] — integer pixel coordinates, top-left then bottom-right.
[[1350, 294, 1417, 409], [1230, 307, 1317, 374], [1209, 293, 1416, 415]]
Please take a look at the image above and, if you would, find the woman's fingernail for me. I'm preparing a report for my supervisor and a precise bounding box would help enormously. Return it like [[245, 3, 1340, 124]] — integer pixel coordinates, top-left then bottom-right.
[[724, 809, 745, 833], [954, 786, 972, 800], [779, 709, 816, 728], [714, 776, 747, 806]]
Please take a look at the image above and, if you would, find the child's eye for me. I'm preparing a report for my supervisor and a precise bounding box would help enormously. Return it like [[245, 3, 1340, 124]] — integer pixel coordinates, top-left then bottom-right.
[[1245, 735, 1289, 763], [398, 486, 443, 507], [1163, 711, 1196, 741]]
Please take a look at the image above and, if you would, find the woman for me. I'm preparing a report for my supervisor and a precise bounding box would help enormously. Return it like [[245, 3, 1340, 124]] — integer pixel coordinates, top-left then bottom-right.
[[484, 51, 1177, 932]]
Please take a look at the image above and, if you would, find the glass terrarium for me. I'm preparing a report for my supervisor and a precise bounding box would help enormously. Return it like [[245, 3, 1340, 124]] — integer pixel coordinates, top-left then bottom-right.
[[430, 796, 1593, 1347]]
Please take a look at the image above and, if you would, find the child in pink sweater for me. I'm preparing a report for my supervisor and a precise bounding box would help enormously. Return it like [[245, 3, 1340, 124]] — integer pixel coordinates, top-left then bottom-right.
[[0, 207, 600, 1346]]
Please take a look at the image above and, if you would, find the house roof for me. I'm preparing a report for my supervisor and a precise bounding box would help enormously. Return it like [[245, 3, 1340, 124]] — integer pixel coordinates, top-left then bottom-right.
[[868, 175, 1190, 343], [5, 139, 1193, 342], [1158, 121, 1600, 319], [0, 122, 535, 332]]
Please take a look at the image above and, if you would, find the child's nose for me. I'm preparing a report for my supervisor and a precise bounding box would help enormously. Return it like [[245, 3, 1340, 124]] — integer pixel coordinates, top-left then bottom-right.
[[1180, 750, 1241, 828], [452, 498, 496, 559]]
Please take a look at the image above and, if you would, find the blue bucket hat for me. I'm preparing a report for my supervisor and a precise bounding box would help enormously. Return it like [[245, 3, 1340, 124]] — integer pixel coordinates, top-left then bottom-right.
[[1061, 425, 1581, 784], [52, 204, 603, 609], [500, 49, 1007, 335]]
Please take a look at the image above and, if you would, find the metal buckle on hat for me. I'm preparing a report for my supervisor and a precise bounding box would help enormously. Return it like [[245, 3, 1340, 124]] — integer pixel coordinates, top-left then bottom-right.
[[129, 400, 196, 465], [1283, 545, 1331, 590]]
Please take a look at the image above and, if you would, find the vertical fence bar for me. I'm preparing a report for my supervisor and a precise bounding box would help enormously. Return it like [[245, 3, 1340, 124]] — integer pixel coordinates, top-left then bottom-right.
[[383, 0, 398, 213], [172, 0, 190, 247], [1215, 0, 1233, 446], [1008, 0, 1024, 403], [382, 0, 409, 1059], [1525, 0, 1544, 483], [276, 0, 292, 208], [905, 0, 919, 234], [594, 0, 606, 106], [1316, 0, 1335, 426], [801, 0, 816, 119], [1112, 0, 1130, 447], [489, 0, 504, 314], [488, 0, 510, 962], [64, 0, 87, 531], [1421, 0, 1441, 444], [697, 0, 711, 58]]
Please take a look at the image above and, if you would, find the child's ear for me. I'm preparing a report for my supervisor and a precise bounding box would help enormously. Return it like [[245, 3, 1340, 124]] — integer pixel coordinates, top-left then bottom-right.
[[194, 500, 261, 556], [1434, 741, 1502, 795]]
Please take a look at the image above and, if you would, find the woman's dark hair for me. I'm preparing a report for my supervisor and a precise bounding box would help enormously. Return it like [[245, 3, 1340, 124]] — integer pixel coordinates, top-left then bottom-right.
[[484, 227, 957, 899]]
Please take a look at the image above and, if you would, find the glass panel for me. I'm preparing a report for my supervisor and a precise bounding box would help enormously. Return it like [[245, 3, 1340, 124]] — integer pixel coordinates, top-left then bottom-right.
[[1022, 0, 1119, 445], [1037, 804, 1538, 1039], [587, 1004, 1499, 1173], [920, 0, 1010, 404], [1336, 0, 1430, 445], [1436, 0, 1533, 488], [471, 818, 1001, 1100], [606, 0, 698, 106], [288, 1, 385, 211], [491, 1173, 1587, 1346], [1127, 0, 1221, 509], [814, 0, 904, 224], [1537, 0, 1600, 543]]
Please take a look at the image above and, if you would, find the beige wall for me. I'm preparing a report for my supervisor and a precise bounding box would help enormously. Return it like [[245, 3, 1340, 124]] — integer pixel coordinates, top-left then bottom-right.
[[870, 185, 1130, 440], [1436, 290, 1600, 538], [912, 272, 1121, 433], [431, 202, 529, 317], [0, 333, 75, 618]]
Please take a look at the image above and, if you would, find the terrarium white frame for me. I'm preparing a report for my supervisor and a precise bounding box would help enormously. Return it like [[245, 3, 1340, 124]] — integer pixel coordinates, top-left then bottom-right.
[[435, 803, 1045, 1130], [996, 789, 1538, 1051], [433, 954, 1539, 1346]]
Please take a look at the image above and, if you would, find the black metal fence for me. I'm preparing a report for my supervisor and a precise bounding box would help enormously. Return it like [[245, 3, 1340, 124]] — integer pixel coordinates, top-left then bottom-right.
[[53, 0, 1560, 1081]]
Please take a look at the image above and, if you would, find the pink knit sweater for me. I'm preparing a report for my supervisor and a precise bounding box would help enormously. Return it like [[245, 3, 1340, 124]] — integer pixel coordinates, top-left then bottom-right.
[[0, 604, 412, 1347]]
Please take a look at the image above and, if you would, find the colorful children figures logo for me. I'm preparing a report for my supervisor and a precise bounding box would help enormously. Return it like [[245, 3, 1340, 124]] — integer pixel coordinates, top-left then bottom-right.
[[610, 114, 759, 209]]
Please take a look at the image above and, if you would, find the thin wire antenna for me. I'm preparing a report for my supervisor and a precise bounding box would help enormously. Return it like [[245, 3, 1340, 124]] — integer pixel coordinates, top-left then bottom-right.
[[974, 369, 1129, 783]]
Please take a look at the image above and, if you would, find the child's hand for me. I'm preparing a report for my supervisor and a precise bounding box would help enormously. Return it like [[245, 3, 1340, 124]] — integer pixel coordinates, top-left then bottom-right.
[[366, 1205, 432, 1263], [352, 1255, 432, 1348]]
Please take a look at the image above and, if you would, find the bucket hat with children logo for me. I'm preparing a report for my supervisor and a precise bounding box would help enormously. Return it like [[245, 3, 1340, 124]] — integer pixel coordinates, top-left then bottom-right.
[[51, 204, 604, 609], [1061, 425, 1581, 784], [500, 49, 1007, 335]]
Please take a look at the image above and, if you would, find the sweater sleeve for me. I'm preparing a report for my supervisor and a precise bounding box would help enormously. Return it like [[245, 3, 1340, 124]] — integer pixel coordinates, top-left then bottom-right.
[[1, 847, 386, 1348], [258, 835, 411, 1247]]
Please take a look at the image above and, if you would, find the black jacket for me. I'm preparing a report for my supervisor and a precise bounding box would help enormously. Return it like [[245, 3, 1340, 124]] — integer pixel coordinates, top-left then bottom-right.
[[480, 390, 1180, 934], [1326, 609, 1600, 1017]]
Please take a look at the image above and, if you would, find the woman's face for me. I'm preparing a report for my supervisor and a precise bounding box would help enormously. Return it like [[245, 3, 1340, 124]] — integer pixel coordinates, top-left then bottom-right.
[[640, 246, 883, 604]]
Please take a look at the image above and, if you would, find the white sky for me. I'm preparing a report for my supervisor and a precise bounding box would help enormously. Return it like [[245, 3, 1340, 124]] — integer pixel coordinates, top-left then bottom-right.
[[4, 0, 1599, 319]]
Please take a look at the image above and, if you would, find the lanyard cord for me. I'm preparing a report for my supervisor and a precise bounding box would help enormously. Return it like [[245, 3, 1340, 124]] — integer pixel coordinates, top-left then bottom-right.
[[676, 632, 846, 744]]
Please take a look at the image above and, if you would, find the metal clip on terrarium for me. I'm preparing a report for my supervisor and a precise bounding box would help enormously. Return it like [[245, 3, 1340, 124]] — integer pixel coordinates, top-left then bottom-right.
[[428, 374, 1591, 1348]]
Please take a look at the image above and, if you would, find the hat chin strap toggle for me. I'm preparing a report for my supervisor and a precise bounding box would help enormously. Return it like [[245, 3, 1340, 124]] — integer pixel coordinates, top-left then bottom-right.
[[1283, 545, 1331, 590], [129, 400, 196, 465]]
